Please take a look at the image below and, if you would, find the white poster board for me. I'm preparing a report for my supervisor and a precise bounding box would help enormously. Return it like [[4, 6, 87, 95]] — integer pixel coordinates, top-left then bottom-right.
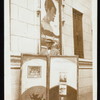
[[49, 56, 78, 100], [21, 54, 47, 100]]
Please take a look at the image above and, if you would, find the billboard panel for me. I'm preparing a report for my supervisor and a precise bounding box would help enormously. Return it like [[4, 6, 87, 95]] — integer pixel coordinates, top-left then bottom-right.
[[40, 0, 61, 55], [49, 56, 78, 100], [21, 54, 47, 100]]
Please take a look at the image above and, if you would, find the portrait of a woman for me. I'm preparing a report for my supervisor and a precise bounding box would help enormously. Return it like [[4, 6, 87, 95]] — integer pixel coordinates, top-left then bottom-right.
[[40, 0, 60, 55]]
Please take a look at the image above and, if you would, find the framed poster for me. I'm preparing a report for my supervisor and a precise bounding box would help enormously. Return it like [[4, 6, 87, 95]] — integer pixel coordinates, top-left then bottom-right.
[[21, 54, 48, 100], [59, 84, 67, 95], [49, 56, 78, 100], [27, 66, 41, 78], [59, 72, 67, 82]]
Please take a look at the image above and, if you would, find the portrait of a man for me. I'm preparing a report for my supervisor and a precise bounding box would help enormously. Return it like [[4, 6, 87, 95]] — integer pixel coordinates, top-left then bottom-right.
[[27, 66, 41, 78], [40, 0, 60, 55]]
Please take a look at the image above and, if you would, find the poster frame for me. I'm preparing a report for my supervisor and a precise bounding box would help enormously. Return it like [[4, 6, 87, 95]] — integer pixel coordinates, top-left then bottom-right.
[[21, 54, 49, 100], [21, 54, 79, 100], [48, 55, 79, 100]]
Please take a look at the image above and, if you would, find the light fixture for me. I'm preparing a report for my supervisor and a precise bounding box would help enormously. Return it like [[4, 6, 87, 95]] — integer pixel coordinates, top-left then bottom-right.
[[62, 20, 65, 26], [36, 8, 41, 17]]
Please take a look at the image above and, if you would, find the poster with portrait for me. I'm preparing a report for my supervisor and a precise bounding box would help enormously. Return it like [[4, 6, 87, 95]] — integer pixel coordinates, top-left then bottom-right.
[[59, 84, 67, 95], [59, 72, 67, 82], [59, 72, 67, 96], [49, 56, 78, 100], [21, 54, 47, 100], [40, 0, 60, 55], [27, 66, 41, 78]]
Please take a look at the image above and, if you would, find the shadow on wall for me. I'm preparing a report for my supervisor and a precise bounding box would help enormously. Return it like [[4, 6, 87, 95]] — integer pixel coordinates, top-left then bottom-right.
[[20, 85, 77, 100]]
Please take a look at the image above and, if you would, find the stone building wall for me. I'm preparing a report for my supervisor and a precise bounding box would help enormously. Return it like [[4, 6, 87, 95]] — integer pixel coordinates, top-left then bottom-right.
[[62, 0, 92, 59], [10, 0, 40, 54], [10, 0, 92, 60]]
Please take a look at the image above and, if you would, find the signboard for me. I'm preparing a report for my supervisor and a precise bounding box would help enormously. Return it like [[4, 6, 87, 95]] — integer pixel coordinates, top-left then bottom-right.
[[49, 56, 78, 100], [20, 55, 78, 100], [21, 54, 47, 100]]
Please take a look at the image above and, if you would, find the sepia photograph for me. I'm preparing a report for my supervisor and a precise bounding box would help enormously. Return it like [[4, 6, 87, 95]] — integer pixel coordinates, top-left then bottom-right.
[[21, 54, 47, 100], [4, 0, 97, 100], [27, 66, 41, 78], [59, 72, 67, 82], [59, 84, 67, 96]]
